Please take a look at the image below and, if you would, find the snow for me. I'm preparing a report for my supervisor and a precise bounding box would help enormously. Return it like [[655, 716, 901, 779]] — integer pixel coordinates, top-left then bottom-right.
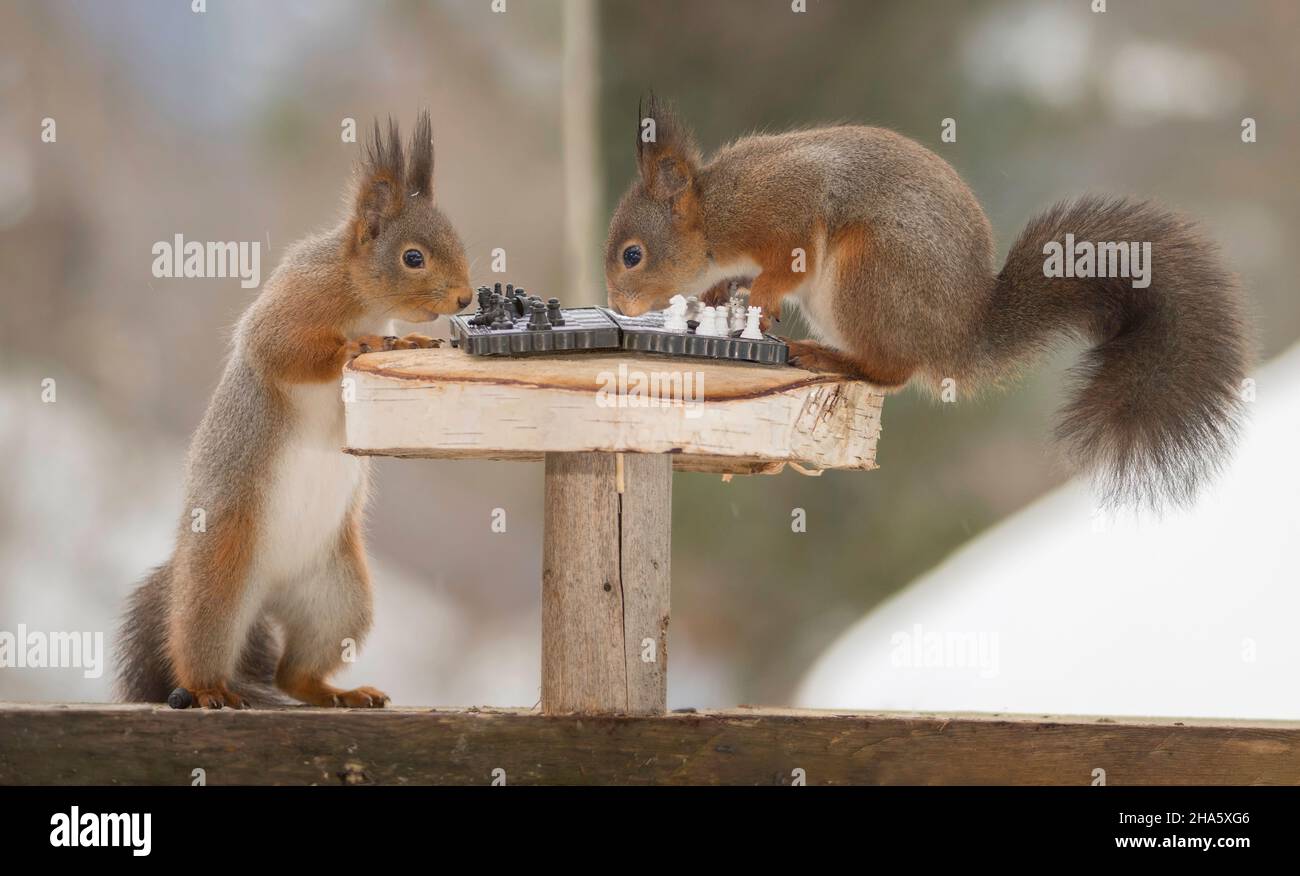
[[796, 344, 1300, 720]]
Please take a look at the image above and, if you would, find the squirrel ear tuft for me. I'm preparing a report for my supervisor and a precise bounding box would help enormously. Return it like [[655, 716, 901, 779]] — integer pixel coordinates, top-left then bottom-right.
[[407, 110, 434, 199], [636, 93, 700, 201], [353, 117, 406, 244]]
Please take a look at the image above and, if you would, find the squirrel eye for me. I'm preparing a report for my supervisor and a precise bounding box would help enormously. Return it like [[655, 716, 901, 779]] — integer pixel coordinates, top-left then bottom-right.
[[402, 249, 425, 269], [622, 244, 643, 269]]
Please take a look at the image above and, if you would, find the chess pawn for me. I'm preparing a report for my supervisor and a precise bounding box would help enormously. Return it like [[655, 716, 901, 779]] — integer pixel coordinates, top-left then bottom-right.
[[741, 305, 764, 339], [714, 306, 731, 337], [528, 300, 552, 330], [698, 306, 718, 336], [547, 297, 565, 326]]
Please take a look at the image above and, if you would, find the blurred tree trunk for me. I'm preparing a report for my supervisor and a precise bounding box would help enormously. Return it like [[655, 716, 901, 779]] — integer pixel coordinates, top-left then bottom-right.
[[562, 0, 601, 304]]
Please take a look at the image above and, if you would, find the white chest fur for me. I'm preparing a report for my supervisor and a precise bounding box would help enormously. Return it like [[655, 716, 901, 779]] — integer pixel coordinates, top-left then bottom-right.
[[792, 232, 852, 349], [256, 380, 366, 583]]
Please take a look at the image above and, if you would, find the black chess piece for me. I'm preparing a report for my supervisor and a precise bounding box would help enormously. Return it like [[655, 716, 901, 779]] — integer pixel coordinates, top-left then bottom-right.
[[511, 287, 528, 317], [528, 299, 552, 330], [469, 286, 497, 325], [686, 319, 699, 335], [547, 297, 565, 326]]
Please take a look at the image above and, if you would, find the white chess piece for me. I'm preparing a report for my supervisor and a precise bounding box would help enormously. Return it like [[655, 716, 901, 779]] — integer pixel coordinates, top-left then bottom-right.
[[741, 305, 764, 340], [728, 298, 746, 334], [663, 294, 688, 332], [714, 306, 731, 337], [684, 296, 703, 327], [698, 306, 718, 336]]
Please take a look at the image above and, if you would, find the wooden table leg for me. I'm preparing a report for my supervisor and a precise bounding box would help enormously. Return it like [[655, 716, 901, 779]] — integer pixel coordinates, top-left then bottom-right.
[[542, 451, 671, 715]]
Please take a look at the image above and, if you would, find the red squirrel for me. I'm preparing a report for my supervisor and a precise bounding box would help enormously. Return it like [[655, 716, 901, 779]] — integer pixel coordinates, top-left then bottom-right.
[[118, 113, 472, 708], [605, 97, 1250, 508]]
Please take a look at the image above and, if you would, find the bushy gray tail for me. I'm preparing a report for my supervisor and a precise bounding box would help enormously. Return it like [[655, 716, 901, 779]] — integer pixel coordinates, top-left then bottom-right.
[[984, 195, 1250, 509], [117, 563, 285, 705]]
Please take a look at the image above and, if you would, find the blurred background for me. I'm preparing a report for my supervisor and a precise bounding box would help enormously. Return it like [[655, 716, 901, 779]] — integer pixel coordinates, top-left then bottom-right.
[[1, 0, 1296, 715]]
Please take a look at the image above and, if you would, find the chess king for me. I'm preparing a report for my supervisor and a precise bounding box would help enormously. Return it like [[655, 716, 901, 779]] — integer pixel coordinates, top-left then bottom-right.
[[117, 113, 473, 708], [604, 97, 1250, 510]]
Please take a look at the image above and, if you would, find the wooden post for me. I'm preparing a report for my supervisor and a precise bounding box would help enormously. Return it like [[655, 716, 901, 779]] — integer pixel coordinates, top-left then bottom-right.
[[542, 451, 671, 715]]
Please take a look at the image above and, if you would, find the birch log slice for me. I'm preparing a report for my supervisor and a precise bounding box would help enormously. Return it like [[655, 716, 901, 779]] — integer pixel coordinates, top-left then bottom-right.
[[344, 349, 884, 474]]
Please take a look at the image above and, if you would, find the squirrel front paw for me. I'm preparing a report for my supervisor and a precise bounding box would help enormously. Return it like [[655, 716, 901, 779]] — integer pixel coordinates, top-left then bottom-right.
[[388, 333, 443, 350], [343, 334, 395, 360], [344, 333, 442, 359]]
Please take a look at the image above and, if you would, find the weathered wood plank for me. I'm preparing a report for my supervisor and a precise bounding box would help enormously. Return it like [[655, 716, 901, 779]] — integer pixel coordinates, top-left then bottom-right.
[[3, 704, 1297, 786], [540, 451, 672, 716], [343, 349, 884, 474], [541, 452, 627, 714], [618, 452, 671, 715]]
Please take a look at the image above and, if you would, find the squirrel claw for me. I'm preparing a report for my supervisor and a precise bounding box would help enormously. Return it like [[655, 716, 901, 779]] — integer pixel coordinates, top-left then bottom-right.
[[344, 334, 396, 359], [329, 686, 390, 709], [189, 685, 247, 710], [346, 333, 441, 359], [783, 339, 836, 373], [389, 333, 442, 350]]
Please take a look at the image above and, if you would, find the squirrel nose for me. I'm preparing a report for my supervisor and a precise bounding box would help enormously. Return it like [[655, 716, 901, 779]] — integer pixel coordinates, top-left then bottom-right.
[[456, 293, 472, 309]]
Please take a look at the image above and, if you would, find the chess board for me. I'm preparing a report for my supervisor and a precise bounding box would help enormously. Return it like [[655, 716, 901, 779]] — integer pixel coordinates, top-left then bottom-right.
[[449, 306, 620, 356], [601, 307, 789, 366], [448, 282, 788, 365]]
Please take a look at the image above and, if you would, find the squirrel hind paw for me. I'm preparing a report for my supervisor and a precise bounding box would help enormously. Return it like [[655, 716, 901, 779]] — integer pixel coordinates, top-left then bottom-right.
[[186, 685, 249, 710], [315, 686, 390, 709]]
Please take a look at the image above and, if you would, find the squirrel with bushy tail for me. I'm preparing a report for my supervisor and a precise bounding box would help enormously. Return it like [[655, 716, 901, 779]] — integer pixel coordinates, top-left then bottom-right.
[[605, 96, 1251, 509]]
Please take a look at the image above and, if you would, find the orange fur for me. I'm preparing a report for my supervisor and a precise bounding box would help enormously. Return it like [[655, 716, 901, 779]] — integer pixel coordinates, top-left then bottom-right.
[[167, 505, 256, 695], [785, 223, 916, 386]]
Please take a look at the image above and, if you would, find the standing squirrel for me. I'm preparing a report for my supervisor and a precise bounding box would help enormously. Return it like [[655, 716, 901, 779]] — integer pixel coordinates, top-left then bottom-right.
[[605, 97, 1250, 508], [118, 113, 472, 708]]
